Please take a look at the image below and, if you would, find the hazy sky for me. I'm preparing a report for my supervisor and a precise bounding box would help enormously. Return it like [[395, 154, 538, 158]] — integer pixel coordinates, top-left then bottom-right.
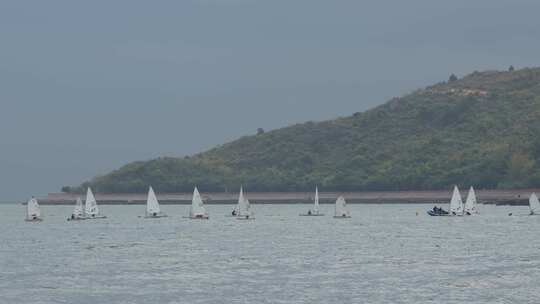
[[1, 0, 539, 201]]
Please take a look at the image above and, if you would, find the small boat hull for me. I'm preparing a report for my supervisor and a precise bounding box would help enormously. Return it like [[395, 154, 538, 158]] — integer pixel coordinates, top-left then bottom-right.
[[25, 218, 43, 222], [67, 217, 86, 221], [85, 215, 107, 219], [142, 214, 168, 218], [333, 215, 351, 219], [189, 215, 209, 220], [427, 210, 449, 216], [236, 216, 255, 220], [427, 211, 464, 216], [299, 213, 325, 216]]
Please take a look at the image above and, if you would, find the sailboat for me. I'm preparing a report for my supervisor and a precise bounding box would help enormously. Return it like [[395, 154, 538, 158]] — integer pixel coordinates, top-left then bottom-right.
[[529, 193, 540, 215], [144, 186, 167, 218], [333, 196, 351, 218], [464, 186, 478, 215], [229, 186, 243, 217], [25, 197, 42, 222], [188, 187, 209, 219], [236, 187, 255, 220], [67, 197, 85, 221], [449, 186, 464, 216], [84, 187, 107, 219], [300, 187, 324, 216]]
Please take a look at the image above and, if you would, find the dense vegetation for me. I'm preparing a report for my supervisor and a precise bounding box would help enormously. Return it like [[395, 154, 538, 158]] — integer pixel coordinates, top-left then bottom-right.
[[69, 67, 540, 193]]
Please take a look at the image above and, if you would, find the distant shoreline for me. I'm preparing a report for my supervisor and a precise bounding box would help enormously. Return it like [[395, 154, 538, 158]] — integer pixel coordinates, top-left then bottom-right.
[[30, 189, 538, 206]]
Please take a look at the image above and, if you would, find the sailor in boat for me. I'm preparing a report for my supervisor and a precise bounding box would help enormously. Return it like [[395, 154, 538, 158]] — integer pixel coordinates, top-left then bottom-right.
[[341, 213, 347, 217], [232, 210, 237, 216], [153, 212, 157, 217], [308, 210, 312, 215]]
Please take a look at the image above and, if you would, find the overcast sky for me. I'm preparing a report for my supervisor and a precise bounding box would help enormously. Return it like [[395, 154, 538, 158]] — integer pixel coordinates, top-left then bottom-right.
[[1, 0, 539, 201]]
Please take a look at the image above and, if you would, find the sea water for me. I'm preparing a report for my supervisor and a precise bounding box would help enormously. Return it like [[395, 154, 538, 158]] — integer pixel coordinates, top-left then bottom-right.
[[0, 203, 539, 304]]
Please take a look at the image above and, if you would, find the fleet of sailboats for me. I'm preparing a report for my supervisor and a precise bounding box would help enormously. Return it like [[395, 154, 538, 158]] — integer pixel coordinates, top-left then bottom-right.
[[28, 184, 540, 221]]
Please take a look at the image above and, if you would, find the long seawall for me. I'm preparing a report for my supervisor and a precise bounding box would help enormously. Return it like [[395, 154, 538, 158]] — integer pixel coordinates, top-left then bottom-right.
[[35, 189, 539, 205]]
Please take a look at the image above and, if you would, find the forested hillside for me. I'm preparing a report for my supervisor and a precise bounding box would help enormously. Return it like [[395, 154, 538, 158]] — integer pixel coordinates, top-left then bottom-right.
[[68, 67, 540, 193]]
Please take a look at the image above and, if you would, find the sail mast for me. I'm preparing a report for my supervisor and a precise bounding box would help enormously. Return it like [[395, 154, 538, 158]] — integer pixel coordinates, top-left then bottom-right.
[[314, 187, 319, 213]]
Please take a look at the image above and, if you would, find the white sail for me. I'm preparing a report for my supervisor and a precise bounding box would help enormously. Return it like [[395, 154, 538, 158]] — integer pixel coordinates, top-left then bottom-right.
[[464, 186, 478, 214], [85, 187, 100, 217], [233, 187, 244, 215], [312, 187, 320, 214], [146, 186, 161, 216], [72, 197, 84, 217], [190, 187, 208, 217], [26, 197, 41, 220], [449, 185, 464, 215], [237, 187, 253, 217], [334, 196, 350, 217], [529, 193, 540, 214]]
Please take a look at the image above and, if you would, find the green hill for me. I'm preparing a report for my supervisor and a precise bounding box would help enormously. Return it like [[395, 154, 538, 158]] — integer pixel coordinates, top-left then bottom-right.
[[69, 67, 540, 193]]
